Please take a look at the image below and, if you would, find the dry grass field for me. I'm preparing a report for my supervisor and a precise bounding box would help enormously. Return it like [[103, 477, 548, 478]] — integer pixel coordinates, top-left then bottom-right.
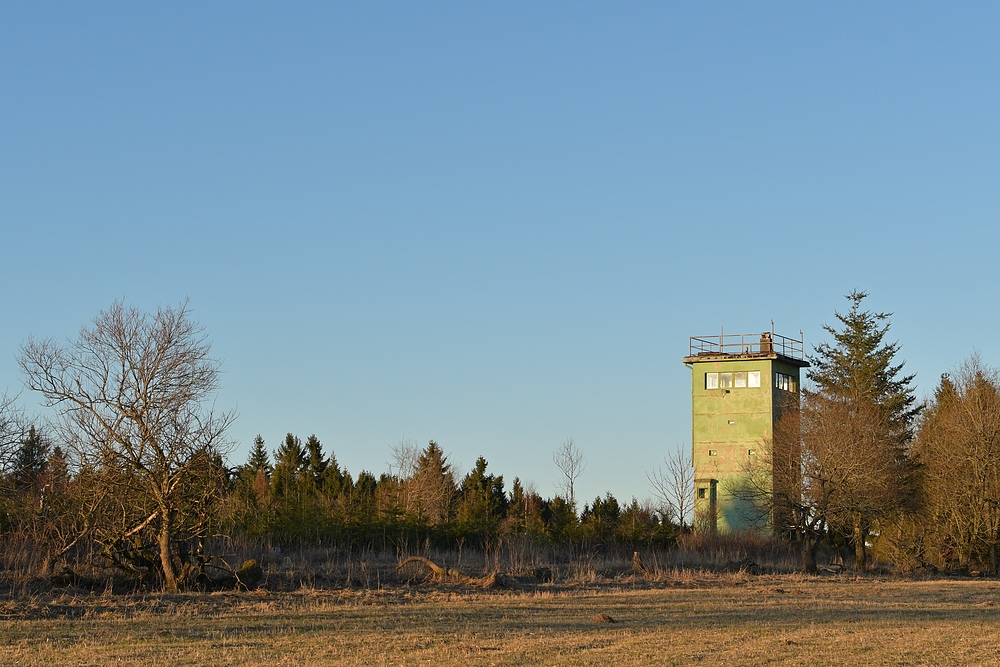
[[3, 573, 1000, 665]]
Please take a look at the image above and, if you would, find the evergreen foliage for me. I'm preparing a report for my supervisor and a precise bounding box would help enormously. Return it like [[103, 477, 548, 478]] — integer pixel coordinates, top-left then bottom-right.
[[13, 425, 49, 490], [304, 434, 327, 487], [410, 441, 456, 526], [580, 493, 621, 541], [246, 435, 271, 475], [808, 290, 921, 438], [272, 433, 307, 499], [455, 457, 507, 541], [802, 290, 920, 569], [216, 432, 679, 552]]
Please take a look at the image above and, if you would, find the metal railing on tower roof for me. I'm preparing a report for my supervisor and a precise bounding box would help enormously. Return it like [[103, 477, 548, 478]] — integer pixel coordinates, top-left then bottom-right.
[[688, 330, 805, 361]]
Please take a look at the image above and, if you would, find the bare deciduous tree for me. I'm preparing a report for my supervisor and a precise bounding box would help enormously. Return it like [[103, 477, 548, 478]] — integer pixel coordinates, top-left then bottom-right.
[[389, 438, 420, 479], [737, 392, 906, 572], [553, 438, 586, 507], [911, 356, 1000, 573], [647, 447, 694, 531], [19, 300, 234, 591], [0, 392, 27, 475], [0, 392, 28, 550]]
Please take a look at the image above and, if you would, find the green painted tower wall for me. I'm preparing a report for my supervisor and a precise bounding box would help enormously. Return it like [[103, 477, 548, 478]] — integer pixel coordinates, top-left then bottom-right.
[[685, 353, 805, 534]]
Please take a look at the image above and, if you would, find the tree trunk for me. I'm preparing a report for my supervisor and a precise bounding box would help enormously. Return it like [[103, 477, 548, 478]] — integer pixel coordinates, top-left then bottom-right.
[[159, 512, 179, 592], [802, 534, 819, 574], [853, 517, 867, 571]]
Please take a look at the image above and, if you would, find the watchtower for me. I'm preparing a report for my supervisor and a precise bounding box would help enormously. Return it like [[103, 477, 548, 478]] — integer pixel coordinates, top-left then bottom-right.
[[682, 329, 808, 533]]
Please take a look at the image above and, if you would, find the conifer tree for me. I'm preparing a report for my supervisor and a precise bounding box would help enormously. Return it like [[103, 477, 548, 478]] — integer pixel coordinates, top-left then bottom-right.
[[45, 446, 69, 490], [323, 449, 345, 496], [272, 433, 307, 499], [456, 457, 507, 542], [544, 496, 579, 541], [580, 492, 621, 541], [460, 457, 506, 511], [508, 478, 526, 518], [304, 435, 328, 488], [246, 435, 271, 476], [14, 425, 49, 490], [805, 291, 919, 569], [808, 290, 920, 438], [503, 478, 547, 537], [409, 441, 456, 525], [352, 471, 377, 504], [240, 435, 272, 511]]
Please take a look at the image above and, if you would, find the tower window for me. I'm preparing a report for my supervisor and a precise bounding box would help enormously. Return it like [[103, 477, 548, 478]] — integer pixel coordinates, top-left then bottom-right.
[[697, 488, 707, 499], [708, 449, 717, 457], [706, 370, 762, 390], [775, 372, 797, 392]]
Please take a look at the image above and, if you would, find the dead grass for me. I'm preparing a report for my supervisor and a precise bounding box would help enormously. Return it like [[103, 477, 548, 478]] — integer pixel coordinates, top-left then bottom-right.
[[3, 574, 1000, 665], [0, 533, 806, 595]]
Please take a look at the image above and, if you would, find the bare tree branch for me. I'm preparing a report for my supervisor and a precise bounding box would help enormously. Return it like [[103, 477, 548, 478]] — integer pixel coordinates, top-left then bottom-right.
[[647, 447, 693, 530], [553, 438, 586, 507], [18, 300, 235, 591]]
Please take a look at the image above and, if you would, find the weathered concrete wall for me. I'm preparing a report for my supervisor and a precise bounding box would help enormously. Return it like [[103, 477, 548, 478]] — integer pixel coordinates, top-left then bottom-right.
[[689, 356, 803, 533]]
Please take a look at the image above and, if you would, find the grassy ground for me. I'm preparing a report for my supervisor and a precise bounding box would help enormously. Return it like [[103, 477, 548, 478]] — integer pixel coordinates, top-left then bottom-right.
[[3, 574, 1000, 665]]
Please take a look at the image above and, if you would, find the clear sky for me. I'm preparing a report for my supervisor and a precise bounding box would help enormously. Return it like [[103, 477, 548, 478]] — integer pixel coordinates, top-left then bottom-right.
[[2, 3, 999, 505]]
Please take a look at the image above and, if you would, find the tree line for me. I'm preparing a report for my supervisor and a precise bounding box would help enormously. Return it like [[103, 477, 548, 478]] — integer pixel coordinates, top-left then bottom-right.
[[745, 290, 1000, 575], [6, 293, 1000, 591], [227, 434, 673, 552], [0, 301, 675, 592]]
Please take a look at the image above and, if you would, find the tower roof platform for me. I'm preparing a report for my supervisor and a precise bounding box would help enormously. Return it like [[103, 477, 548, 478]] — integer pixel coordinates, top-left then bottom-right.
[[682, 331, 810, 368]]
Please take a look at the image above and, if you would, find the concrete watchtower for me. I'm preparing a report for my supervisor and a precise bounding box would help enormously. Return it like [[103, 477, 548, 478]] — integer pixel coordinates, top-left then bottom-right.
[[682, 329, 808, 533]]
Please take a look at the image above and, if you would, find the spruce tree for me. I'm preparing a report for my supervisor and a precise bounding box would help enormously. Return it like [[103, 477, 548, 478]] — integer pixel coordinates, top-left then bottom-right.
[[46, 446, 69, 490], [456, 457, 507, 542], [579, 492, 621, 541], [460, 457, 507, 515], [324, 450, 344, 494], [508, 478, 525, 520], [805, 291, 919, 569], [411, 441, 456, 525], [247, 435, 271, 476], [808, 290, 920, 438], [14, 425, 49, 489], [304, 435, 328, 487], [271, 433, 307, 499]]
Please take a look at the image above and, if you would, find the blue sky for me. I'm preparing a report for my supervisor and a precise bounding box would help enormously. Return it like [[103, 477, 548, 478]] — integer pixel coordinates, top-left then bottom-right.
[[2, 3, 999, 504]]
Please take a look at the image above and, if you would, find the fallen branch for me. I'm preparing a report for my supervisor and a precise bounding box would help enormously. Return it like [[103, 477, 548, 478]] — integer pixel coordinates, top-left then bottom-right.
[[395, 557, 512, 589], [395, 556, 462, 579]]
